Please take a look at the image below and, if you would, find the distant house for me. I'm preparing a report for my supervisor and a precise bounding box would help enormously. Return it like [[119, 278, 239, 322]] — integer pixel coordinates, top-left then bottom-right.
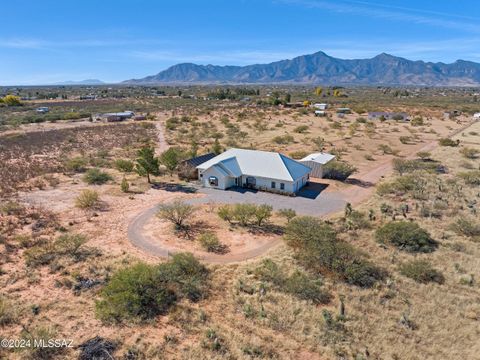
[[178, 153, 216, 180], [473, 112, 480, 119], [444, 110, 462, 119], [314, 110, 326, 117], [314, 103, 328, 110], [196, 148, 311, 195], [299, 152, 335, 178], [336, 107, 351, 114], [368, 112, 409, 121], [79, 95, 97, 100], [96, 111, 135, 122], [36, 107, 49, 114]]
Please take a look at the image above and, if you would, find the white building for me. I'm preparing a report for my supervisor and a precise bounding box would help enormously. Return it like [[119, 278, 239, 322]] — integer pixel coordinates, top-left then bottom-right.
[[196, 148, 311, 195], [473, 112, 480, 119], [314, 103, 328, 110], [299, 153, 335, 178], [315, 110, 326, 117]]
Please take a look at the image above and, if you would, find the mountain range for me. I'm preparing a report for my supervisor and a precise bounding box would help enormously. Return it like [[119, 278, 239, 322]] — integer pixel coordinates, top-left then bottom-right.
[[123, 51, 480, 86]]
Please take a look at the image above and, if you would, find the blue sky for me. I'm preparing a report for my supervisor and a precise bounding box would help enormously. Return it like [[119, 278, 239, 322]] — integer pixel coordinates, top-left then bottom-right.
[[1, 0, 480, 85]]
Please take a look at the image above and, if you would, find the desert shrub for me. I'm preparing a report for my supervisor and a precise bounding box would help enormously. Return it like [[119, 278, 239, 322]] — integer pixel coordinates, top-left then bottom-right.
[[277, 208, 296, 222], [198, 232, 224, 253], [114, 159, 134, 173], [284, 217, 385, 287], [157, 200, 195, 230], [96, 262, 176, 322], [64, 156, 88, 173], [254, 204, 273, 226], [54, 233, 87, 258], [377, 174, 426, 196], [83, 168, 112, 185], [460, 147, 480, 159], [399, 136, 412, 144], [272, 134, 294, 144], [294, 125, 309, 133], [120, 177, 129, 193], [375, 221, 437, 253], [457, 170, 480, 186], [0, 201, 24, 215], [392, 158, 440, 175], [410, 117, 424, 126], [289, 150, 308, 159], [449, 217, 480, 238], [255, 259, 331, 304], [378, 144, 397, 155], [416, 151, 431, 160], [217, 205, 234, 224], [0, 296, 16, 326], [438, 138, 459, 147], [233, 203, 258, 226], [399, 260, 444, 284], [343, 210, 370, 230], [20, 326, 66, 360], [96, 253, 208, 323], [323, 160, 357, 181], [24, 233, 88, 267], [75, 189, 100, 209]]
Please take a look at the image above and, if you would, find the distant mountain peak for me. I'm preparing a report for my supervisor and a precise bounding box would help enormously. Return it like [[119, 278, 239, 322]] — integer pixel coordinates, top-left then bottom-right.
[[123, 51, 480, 86]]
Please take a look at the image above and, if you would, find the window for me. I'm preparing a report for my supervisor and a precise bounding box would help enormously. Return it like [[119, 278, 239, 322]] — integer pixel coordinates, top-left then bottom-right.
[[208, 176, 218, 186], [280, 183, 285, 190], [271, 181, 276, 189]]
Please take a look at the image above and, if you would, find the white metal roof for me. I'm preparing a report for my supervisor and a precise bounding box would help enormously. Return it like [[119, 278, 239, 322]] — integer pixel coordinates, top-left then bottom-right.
[[197, 148, 311, 182], [300, 152, 335, 165]]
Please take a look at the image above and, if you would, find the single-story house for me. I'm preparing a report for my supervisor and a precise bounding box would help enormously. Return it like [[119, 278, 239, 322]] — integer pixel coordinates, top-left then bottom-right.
[[178, 152, 217, 180], [368, 112, 409, 121], [96, 111, 135, 122], [336, 107, 351, 114], [314, 103, 328, 110], [196, 148, 311, 195], [314, 110, 326, 117], [299, 152, 335, 178]]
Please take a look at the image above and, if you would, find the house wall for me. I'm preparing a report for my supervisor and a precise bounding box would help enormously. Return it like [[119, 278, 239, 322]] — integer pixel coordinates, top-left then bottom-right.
[[300, 161, 323, 178], [199, 170, 310, 195], [198, 167, 232, 190]]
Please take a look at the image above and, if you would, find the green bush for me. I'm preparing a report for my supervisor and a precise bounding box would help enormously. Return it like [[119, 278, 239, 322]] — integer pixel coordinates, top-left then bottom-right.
[[375, 221, 437, 253], [438, 138, 459, 147], [198, 232, 224, 253], [449, 217, 480, 238], [0, 296, 16, 326], [157, 200, 195, 230], [293, 125, 309, 133], [377, 174, 426, 196], [64, 156, 88, 173], [96, 253, 208, 323], [277, 208, 296, 223], [83, 168, 112, 185], [75, 189, 100, 209], [114, 159, 134, 173], [457, 170, 480, 186], [399, 260, 444, 284], [284, 217, 385, 287], [460, 147, 479, 159], [272, 134, 294, 144], [255, 259, 331, 304], [323, 160, 357, 181]]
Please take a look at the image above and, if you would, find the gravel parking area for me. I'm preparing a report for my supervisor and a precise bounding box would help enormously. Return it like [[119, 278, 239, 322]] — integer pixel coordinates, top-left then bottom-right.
[[187, 185, 347, 216]]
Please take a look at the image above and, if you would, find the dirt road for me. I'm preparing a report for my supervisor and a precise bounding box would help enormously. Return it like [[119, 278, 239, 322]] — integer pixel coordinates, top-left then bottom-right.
[[127, 119, 479, 263]]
